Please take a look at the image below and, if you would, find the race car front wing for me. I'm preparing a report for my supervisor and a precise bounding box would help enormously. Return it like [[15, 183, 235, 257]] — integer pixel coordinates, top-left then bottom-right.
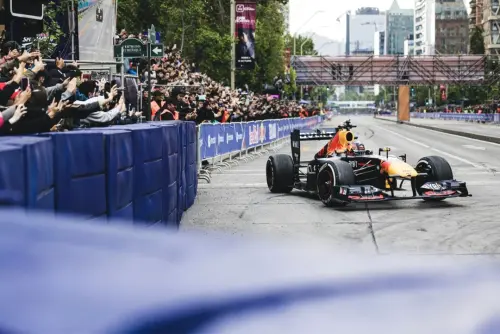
[[332, 180, 470, 203]]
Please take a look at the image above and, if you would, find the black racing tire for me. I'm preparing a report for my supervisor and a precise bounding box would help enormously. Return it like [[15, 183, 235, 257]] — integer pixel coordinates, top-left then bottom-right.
[[266, 154, 294, 193], [317, 160, 355, 207], [415, 156, 453, 201]]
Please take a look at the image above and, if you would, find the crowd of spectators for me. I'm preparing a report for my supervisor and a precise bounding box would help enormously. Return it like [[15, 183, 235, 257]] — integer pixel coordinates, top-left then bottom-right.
[[0, 33, 321, 135], [0, 41, 145, 135], [117, 29, 322, 124]]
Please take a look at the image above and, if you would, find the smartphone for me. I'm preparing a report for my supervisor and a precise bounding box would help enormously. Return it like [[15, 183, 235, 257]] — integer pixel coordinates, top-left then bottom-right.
[[21, 77, 29, 91]]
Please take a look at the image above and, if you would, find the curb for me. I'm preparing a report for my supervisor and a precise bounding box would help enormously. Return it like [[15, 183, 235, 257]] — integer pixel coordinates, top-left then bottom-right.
[[374, 116, 500, 144]]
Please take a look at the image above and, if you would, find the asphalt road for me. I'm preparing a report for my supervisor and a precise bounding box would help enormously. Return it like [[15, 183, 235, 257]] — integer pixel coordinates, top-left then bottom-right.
[[78, 0, 115, 61], [182, 116, 500, 257], [379, 115, 500, 139]]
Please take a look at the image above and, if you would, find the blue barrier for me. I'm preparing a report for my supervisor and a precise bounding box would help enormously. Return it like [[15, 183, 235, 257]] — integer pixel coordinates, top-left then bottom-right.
[[0, 117, 323, 226], [410, 112, 496, 123], [0, 137, 54, 210], [199, 116, 323, 160]]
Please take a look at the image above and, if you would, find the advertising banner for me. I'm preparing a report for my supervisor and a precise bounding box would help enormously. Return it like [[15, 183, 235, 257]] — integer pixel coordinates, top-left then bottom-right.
[[235, 1, 256, 70], [199, 116, 323, 160]]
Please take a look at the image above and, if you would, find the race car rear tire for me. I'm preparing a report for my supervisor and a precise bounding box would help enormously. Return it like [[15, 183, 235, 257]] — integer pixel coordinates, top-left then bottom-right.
[[317, 160, 355, 207], [266, 154, 294, 193], [415, 156, 453, 201]]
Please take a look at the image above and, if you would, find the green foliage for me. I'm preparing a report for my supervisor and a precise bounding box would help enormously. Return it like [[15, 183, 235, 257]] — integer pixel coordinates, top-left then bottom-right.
[[309, 86, 331, 105], [283, 67, 297, 97], [116, 0, 289, 92], [284, 34, 317, 56], [469, 26, 485, 55], [39, 0, 71, 57]]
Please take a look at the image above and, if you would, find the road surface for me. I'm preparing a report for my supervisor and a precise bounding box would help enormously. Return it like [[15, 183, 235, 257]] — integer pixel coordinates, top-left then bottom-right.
[[182, 115, 500, 256], [378, 114, 500, 139], [78, 0, 114, 61]]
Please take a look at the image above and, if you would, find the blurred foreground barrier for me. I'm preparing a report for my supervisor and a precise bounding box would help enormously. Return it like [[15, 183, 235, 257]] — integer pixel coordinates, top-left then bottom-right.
[[2, 208, 500, 333], [0, 121, 196, 227], [197, 116, 324, 182]]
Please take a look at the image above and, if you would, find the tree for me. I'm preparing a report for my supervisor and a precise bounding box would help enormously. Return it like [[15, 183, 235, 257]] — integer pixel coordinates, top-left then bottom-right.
[[284, 34, 317, 56], [37, 0, 72, 58], [283, 67, 297, 98], [116, 0, 289, 92], [469, 26, 485, 55]]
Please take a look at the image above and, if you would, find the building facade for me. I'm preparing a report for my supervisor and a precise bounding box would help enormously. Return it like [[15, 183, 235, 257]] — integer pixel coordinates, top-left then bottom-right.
[[404, 34, 415, 55], [347, 8, 386, 55], [374, 31, 386, 56], [414, 0, 468, 55], [482, 0, 500, 55], [384, 0, 413, 55]]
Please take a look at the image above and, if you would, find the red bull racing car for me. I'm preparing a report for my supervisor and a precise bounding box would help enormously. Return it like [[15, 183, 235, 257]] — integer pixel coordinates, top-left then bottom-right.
[[265, 120, 470, 206]]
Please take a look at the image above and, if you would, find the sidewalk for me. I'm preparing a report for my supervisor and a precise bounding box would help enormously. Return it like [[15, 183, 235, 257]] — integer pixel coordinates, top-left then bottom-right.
[[375, 115, 500, 143]]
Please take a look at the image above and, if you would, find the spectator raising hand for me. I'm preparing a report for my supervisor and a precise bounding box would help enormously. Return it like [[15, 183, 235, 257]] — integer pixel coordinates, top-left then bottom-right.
[[66, 78, 78, 94], [18, 51, 40, 63], [15, 87, 32, 105], [31, 58, 45, 73], [12, 62, 26, 83], [9, 105, 28, 124], [47, 98, 70, 119]]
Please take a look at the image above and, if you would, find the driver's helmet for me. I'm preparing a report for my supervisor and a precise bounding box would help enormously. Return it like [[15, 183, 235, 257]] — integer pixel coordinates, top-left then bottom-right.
[[352, 141, 365, 151]]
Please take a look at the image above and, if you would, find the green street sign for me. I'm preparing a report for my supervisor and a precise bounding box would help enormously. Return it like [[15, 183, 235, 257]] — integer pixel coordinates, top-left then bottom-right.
[[114, 38, 146, 58], [150, 44, 164, 57]]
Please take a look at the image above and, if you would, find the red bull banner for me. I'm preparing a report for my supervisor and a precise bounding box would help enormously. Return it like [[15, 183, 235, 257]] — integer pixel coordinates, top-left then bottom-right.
[[235, 1, 256, 70]]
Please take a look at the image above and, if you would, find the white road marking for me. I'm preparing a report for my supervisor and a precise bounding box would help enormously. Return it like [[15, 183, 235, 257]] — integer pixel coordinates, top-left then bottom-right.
[[374, 125, 484, 169], [462, 144, 486, 150], [376, 117, 500, 148]]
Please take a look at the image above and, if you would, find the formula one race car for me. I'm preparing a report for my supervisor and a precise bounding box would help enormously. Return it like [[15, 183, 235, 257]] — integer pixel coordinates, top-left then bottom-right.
[[96, 6, 103, 22], [265, 120, 471, 206]]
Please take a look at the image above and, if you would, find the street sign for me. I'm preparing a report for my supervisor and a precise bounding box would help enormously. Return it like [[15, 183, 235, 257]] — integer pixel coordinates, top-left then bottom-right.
[[150, 44, 164, 57], [114, 38, 146, 58]]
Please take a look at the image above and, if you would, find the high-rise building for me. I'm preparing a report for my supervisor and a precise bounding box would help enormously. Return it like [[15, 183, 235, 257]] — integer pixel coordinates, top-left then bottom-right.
[[347, 7, 386, 54], [414, 0, 468, 55], [404, 33, 415, 55], [482, 0, 500, 55], [384, 0, 413, 55], [374, 31, 386, 56]]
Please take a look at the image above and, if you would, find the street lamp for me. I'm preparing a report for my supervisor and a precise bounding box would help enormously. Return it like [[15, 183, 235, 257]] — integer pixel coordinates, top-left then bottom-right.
[[293, 10, 325, 56], [300, 33, 316, 55]]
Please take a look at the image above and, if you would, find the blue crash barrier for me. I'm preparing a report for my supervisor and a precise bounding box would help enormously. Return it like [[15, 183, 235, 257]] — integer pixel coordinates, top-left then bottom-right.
[[0, 117, 323, 226], [409, 112, 498, 123], [0, 137, 54, 209], [199, 116, 323, 160]]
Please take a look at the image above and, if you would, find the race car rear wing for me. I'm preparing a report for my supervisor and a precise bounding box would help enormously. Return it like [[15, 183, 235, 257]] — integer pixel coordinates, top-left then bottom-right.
[[290, 129, 337, 165]]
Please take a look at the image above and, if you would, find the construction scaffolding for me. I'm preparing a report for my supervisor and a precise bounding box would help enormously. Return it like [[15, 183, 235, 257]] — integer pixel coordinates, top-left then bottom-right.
[[292, 55, 500, 86]]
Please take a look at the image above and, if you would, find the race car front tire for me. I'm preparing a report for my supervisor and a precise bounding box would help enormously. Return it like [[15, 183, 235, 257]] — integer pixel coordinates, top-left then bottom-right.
[[317, 160, 355, 207], [266, 154, 294, 193], [415, 156, 453, 201]]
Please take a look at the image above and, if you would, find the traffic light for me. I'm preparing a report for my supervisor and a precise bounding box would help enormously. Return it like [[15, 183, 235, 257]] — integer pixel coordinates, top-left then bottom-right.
[[410, 87, 415, 97], [10, 0, 48, 20]]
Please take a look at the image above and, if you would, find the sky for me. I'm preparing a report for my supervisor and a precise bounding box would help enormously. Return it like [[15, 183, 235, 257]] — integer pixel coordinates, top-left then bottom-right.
[[289, 0, 470, 41]]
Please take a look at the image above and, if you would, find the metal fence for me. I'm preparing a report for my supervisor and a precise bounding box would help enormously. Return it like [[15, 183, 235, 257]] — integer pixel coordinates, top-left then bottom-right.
[[195, 116, 324, 183]]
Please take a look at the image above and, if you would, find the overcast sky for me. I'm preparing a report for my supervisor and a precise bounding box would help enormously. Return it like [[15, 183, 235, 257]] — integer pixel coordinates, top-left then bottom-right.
[[289, 0, 470, 41]]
